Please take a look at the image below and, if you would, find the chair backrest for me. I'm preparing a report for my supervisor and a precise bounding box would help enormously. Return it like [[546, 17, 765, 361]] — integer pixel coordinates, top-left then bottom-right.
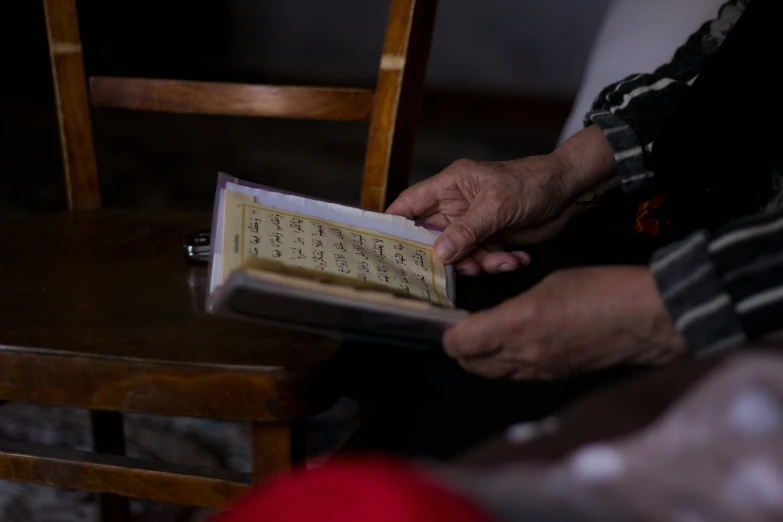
[[43, 0, 438, 212]]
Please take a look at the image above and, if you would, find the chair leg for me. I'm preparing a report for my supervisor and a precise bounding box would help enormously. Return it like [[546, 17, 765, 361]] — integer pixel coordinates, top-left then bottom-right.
[[91, 411, 131, 522], [250, 421, 306, 483]]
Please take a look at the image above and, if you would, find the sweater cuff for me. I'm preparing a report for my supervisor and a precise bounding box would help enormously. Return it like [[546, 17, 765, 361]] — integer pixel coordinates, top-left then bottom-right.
[[650, 231, 746, 355], [586, 110, 655, 195]]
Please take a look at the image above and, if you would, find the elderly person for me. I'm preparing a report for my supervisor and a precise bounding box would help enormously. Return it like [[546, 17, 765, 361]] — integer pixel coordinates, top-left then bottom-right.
[[387, 0, 782, 379]]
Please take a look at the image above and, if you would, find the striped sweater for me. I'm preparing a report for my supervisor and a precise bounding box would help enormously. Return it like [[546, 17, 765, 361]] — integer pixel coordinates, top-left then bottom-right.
[[585, 0, 783, 353]]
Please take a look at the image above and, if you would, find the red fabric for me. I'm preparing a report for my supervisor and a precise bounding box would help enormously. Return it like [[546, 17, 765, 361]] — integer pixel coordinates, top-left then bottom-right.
[[633, 191, 667, 236], [214, 456, 492, 522]]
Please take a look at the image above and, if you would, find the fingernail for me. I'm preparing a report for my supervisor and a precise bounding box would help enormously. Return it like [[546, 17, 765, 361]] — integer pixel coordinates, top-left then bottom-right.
[[434, 238, 457, 261], [498, 263, 515, 272]]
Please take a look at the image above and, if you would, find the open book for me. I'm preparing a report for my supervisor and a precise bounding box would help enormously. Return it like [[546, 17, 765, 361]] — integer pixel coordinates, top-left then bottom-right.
[[206, 174, 468, 347]]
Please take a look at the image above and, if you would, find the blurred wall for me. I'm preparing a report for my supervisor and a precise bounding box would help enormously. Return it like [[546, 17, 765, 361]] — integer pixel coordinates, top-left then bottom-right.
[[1, 1, 611, 219], [10, 1, 610, 97], [228, 0, 610, 95]]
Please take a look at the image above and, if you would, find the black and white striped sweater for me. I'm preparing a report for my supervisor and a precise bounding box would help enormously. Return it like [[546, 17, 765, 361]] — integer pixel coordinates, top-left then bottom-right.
[[585, 0, 783, 353]]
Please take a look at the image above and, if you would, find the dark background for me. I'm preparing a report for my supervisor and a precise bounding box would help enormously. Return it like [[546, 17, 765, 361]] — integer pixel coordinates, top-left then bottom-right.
[[1, 1, 609, 221]]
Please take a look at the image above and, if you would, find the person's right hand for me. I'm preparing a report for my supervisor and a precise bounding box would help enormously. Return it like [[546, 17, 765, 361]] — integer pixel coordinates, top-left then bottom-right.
[[387, 155, 567, 275], [386, 126, 618, 275]]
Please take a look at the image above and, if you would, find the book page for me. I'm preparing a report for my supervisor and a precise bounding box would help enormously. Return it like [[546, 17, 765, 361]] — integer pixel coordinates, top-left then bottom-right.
[[220, 189, 451, 306]]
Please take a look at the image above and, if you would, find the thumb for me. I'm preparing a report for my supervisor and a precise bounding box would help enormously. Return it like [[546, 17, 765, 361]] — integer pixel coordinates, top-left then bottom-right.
[[434, 199, 502, 263]]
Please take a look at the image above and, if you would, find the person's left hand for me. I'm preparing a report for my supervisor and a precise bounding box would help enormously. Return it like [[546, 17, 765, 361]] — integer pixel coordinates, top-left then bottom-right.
[[443, 266, 688, 380]]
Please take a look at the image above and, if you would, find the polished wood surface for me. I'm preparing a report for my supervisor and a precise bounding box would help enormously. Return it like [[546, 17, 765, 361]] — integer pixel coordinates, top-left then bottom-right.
[[90, 77, 375, 121], [43, 0, 101, 210], [0, 439, 251, 509], [0, 210, 339, 509], [360, 0, 438, 211], [0, 211, 340, 420]]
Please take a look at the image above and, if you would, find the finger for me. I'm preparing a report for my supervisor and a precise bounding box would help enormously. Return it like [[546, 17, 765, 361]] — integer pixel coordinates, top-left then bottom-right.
[[457, 357, 517, 379], [503, 211, 575, 245], [509, 366, 552, 381], [455, 257, 481, 276], [511, 251, 532, 265], [443, 309, 504, 359], [482, 237, 531, 266], [471, 249, 522, 273], [456, 249, 530, 275], [385, 178, 441, 220], [433, 195, 504, 263], [417, 213, 452, 230]]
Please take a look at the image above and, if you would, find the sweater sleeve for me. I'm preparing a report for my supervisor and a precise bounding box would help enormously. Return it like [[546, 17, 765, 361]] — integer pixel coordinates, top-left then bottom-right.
[[584, 0, 746, 197], [651, 206, 783, 354]]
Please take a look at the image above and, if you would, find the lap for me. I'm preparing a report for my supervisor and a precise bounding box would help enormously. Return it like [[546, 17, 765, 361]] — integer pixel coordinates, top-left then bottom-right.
[[335, 238, 653, 460]]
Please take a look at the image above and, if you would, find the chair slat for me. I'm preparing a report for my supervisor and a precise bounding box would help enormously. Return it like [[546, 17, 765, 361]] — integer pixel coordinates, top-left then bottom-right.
[[0, 439, 251, 509], [90, 77, 375, 121]]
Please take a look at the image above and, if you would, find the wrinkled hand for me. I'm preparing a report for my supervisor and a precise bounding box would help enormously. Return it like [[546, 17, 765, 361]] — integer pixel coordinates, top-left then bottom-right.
[[387, 155, 572, 275], [386, 125, 617, 275], [443, 266, 688, 380]]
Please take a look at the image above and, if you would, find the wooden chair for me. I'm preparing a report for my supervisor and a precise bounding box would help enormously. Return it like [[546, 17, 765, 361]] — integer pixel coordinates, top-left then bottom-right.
[[0, 0, 437, 519]]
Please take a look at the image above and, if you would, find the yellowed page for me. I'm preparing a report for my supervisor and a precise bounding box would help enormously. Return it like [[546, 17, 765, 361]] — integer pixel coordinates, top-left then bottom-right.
[[221, 189, 256, 283], [239, 266, 460, 314], [220, 189, 450, 306]]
